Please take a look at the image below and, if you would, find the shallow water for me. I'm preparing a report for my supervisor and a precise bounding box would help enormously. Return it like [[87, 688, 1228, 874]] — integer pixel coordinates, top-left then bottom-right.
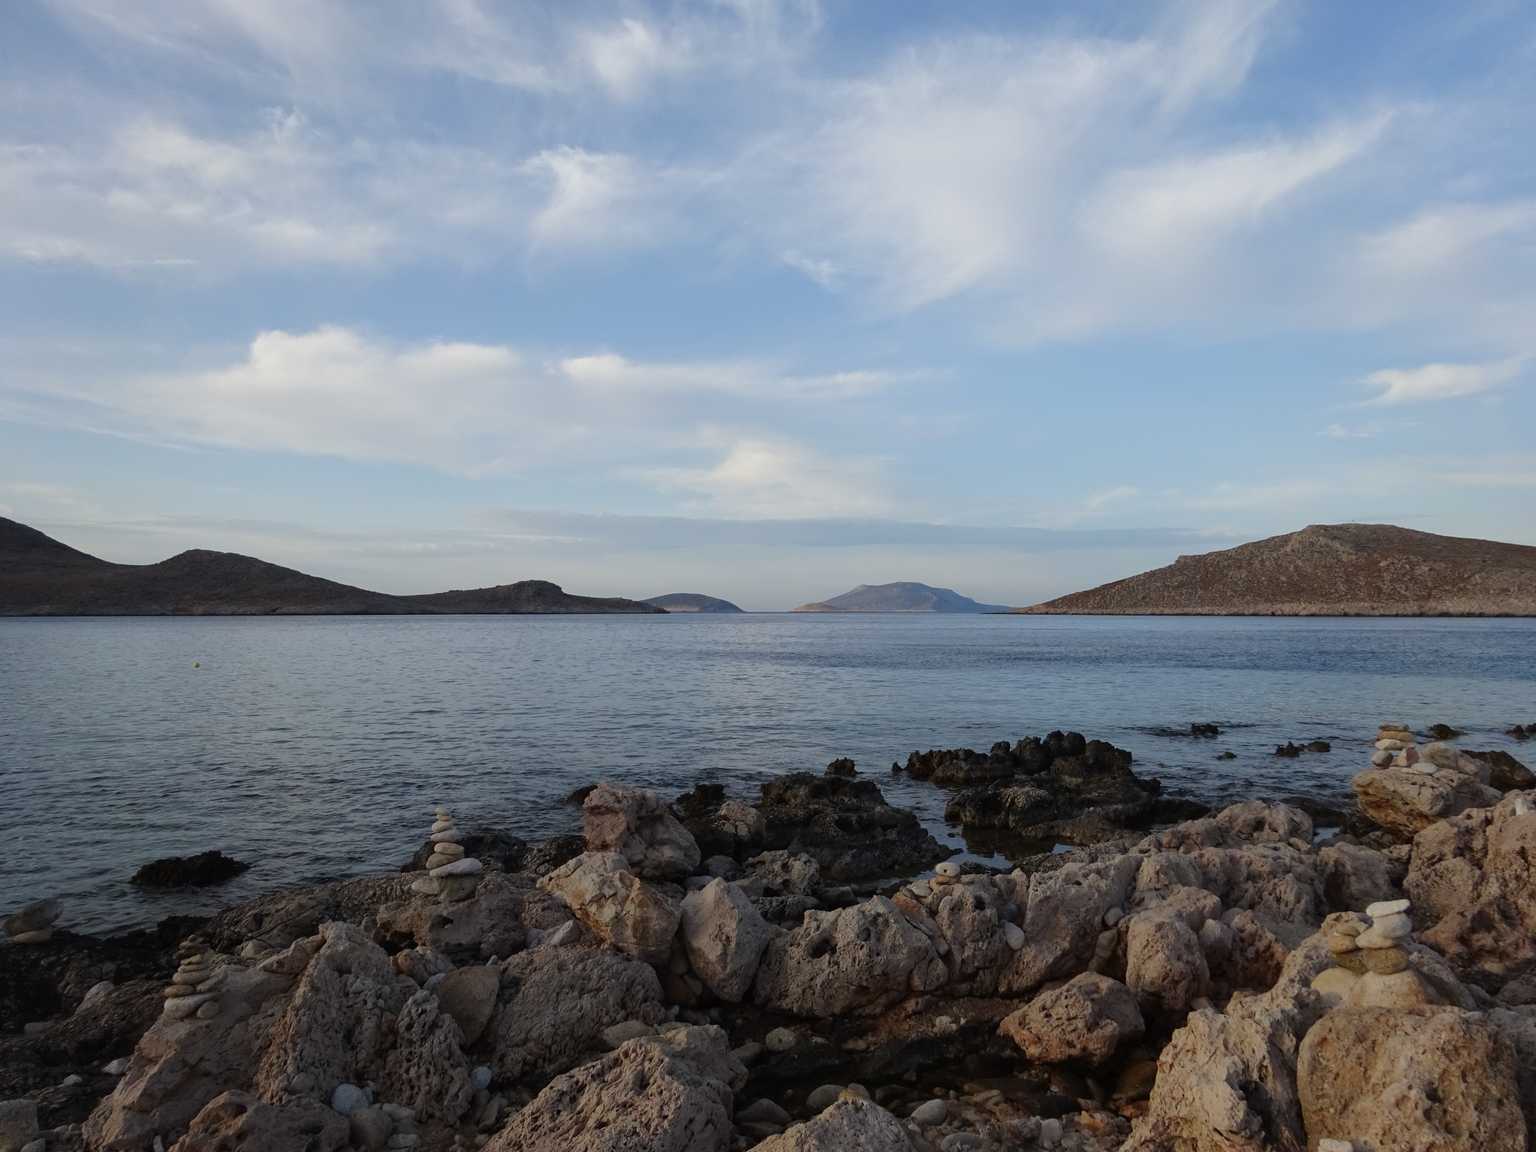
[[3, 613, 1533, 932]]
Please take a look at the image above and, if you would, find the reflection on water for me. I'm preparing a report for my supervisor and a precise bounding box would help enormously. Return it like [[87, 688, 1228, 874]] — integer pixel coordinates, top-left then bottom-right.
[[3, 613, 1533, 932]]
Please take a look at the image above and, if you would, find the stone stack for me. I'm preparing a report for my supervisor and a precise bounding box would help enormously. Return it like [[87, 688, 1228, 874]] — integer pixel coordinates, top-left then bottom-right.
[[162, 943, 225, 1022], [412, 808, 482, 902], [1371, 723, 1420, 769], [1312, 900, 1440, 1009], [3, 898, 61, 945]]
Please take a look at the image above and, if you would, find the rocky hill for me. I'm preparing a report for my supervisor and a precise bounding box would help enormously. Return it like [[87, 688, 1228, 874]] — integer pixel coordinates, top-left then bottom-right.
[[1018, 523, 1536, 616], [794, 581, 1010, 613], [642, 593, 744, 613], [0, 517, 662, 616]]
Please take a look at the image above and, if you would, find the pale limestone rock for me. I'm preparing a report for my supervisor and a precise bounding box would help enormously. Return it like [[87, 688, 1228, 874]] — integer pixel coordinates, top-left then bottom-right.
[[1352, 765, 1501, 840], [1001, 855, 1139, 995], [538, 851, 681, 964], [1126, 910, 1209, 1014], [166, 1091, 348, 1152], [750, 1097, 918, 1151], [998, 973, 1145, 1066], [380, 989, 474, 1123], [434, 965, 499, 1046], [679, 879, 776, 1003], [582, 783, 701, 881]]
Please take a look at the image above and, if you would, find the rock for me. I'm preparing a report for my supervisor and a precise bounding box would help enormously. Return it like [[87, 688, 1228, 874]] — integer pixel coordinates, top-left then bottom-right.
[[602, 1020, 655, 1047], [806, 1084, 843, 1112], [679, 879, 776, 1002], [1309, 967, 1360, 1005], [483, 1026, 743, 1152], [489, 946, 667, 1082], [330, 1083, 367, 1116], [999, 973, 1145, 1066], [381, 988, 475, 1123], [1126, 911, 1209, 1014], [753, 896, 946, 1017], [130, 851, 250, 888], [0, 1100, 38, 1152], [1352, 764, 1501, 840], [1467, 749, 1536, 792], [1406, 792, 1536, 978], [168, 1091, 349, 1152], [740, 1098, 792, 1126], [751, 1097, 918, 1151], [349, 1105, 394, 1151], [538, 851, 682, 964], [1004, 856, 1139, 994], [1318, 843, 1398, 913], [1354, 912, 1410, 948], [765, 1026, 799, 1052], [583, 784, 701, 881], [3, 899, 60, 940], [755, 773, 946, 881], [826, 758, 857, 777], [436, 966, 499, 1046], [1299, 1008, 1524, 1152], [746, 850, 821, 896], [910, 1098, 947, 1126], [1340, 969, 1442, 1009]]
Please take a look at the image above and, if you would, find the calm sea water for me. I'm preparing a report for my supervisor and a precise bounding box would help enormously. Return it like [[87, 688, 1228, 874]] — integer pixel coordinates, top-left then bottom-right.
[[3, 614, 1533, 933]]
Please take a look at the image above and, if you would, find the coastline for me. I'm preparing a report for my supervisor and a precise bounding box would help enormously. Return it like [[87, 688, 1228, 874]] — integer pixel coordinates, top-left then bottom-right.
[[5, 724, 1534, 1152]]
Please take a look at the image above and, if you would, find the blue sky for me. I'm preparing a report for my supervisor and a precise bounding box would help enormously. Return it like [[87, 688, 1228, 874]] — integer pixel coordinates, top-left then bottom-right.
[[1, 0, 1533, 609]]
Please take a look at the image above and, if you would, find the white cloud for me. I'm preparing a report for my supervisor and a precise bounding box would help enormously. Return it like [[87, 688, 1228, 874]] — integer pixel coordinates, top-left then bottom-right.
[[1322, 423, 1378, 440], [7, 327, 890, 481], [1361, 358, 1525, 406], [1361, 200, 1536, 275], [577, 18, 690, 100], [646, 438, 890, 518], [523, 148, 679, 251]]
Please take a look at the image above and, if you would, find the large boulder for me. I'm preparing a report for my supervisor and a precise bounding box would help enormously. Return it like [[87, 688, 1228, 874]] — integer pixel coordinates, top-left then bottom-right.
[[489, 946, 667, 1082], [998, 973, 1144, 1066], [753, 897, 947, 1017], [1353, 763, 1502, 841], [1298, 1008, 1525, 1152], [679, 879, 777, 1003], [484, 1026, 743, 1152], [1406, 792, 1536, 980], [583, 784, 700, 880], [1124, 927, 1338, 1152], [381, 988, 474, 1122], [1317, 841, 1399, 912], [751, 1096, 919, 1151], [538, 851, 681, 964], [1468, 749, 1536, 792], [1002, 855, 1139, 994], [755, 774, 946, 881], [374, 870, 534, 961], [1126, 909, 1210, 1014]]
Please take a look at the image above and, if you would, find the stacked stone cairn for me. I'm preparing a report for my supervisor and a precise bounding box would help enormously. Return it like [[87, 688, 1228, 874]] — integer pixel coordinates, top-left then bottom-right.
[[3, 897, 61, 945], [1371, 722, 1421, 769], [411, 807, 482, 901], [1311, 899, 1441, 1009], [162, 940, 225, 1022]]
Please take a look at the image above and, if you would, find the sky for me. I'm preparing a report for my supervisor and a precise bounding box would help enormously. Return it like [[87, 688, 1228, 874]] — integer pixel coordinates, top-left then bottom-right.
[[1, 0, 1534, 610]]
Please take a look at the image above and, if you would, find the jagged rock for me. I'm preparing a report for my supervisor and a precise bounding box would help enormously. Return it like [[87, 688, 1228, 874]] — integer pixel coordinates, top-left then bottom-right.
[[538, 852, 681, 964], [483, 1026, 743, 1152], [380, 989, 474, 1122], [1299, 1008, 1524, 1152], [521, 834, 586, 877], [488, 946, 666, 1082], [204, 875, 415, 952], [753, 897, 946, 1017], [1002, 856, 1139, 994], [130, 851, 250, 888], [679, 879, 777, 1003], [998, 973, 1144, 1066], [755, 774, 946, 881], [751, 1096, 918, 1150], [1126, 910, 1209, 1014], [1466, 749, 1536, 792], [583, 784, 701, 880], [167, 1090, 348, 1152], [1406, 792, 1536, 979], [1352, 764, 1501, 840], [1318, 842, 1398, 913], [1123, 927, 1337, 1152], [746, 850, 821, 896], [1488, 1007, 1536, 1150], [926, 878, 1011, 994], [375, 870, 532, 961]]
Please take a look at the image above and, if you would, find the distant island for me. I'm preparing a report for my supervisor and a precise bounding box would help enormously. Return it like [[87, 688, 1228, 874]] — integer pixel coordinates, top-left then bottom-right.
[[0, 517, 663, 616], [642, 593, 744, 613], [1017, 523, 1536, 616], [794, 581, 1011, 613]]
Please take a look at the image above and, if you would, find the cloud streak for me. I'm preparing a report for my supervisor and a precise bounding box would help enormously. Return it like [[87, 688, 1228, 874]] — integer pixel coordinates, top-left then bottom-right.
[[1362, 358, 1525, 406]]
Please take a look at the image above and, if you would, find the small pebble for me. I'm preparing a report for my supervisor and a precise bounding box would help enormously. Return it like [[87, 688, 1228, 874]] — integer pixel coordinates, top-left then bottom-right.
[[1366, 899, 1410, 918], [764, 1027, 798, 1053], [910, 1098, 947, 1126], [1039, 1117, 1064, 1148], [103, 1057, 130, 1075]]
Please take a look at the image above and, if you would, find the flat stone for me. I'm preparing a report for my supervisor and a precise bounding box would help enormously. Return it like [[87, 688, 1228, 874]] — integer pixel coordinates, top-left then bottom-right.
[[162, 992, 216, 1020], [429, 830, 463, 844], [934, 862, 962, 879], [1366, 899, 1410, 918], [1357, 915, 1411, 948], [431, 820, 455, 832], [1310, 967, 1360, 1005], [1318, 1140, 1355, 1152], [1327, 933, 1361, 955], [1360, 946, 1410, 975], [7, 930, 52, 945], [434, 841, 466, 858], [429, 857, 483, 878], [1343, 968, 1441, 1010], [1375, 739, 1407, 752], [195, 999, 221, 1019], [1370, 751, 1393, 767], [425, 854, 454, 870], [409, 877, 441, 896]]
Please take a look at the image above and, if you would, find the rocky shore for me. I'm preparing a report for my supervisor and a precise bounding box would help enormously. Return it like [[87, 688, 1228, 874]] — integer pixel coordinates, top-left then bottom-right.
[[3, 724, 1535, 1152]]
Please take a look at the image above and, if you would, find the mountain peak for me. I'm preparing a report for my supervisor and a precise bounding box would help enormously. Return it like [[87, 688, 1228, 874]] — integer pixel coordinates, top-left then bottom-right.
[[793, 581, 1010, 613]]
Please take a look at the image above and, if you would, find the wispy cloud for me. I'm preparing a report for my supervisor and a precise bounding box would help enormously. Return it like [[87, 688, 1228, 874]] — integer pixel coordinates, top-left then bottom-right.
[[1322, 422, 1379, 440], [1361, 358, 1525, 406], [645, 438, 891, 518]]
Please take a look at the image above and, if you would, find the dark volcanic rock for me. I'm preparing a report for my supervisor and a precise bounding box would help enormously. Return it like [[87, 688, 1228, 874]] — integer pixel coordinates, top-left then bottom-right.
[[1190, 723, 1220, 737], [756, 773, 946, 881], [1426, 723, 1464, 740], [520, 835, 586, 878], [130, 850, 250, 888], [944, 742, 1206, 846], [1466, 749, 1536, 792], [825, 758, 857, 777]]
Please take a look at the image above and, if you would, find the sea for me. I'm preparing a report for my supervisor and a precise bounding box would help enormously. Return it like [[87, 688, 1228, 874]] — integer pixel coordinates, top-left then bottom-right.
[[3, 613, 1533, 933]]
